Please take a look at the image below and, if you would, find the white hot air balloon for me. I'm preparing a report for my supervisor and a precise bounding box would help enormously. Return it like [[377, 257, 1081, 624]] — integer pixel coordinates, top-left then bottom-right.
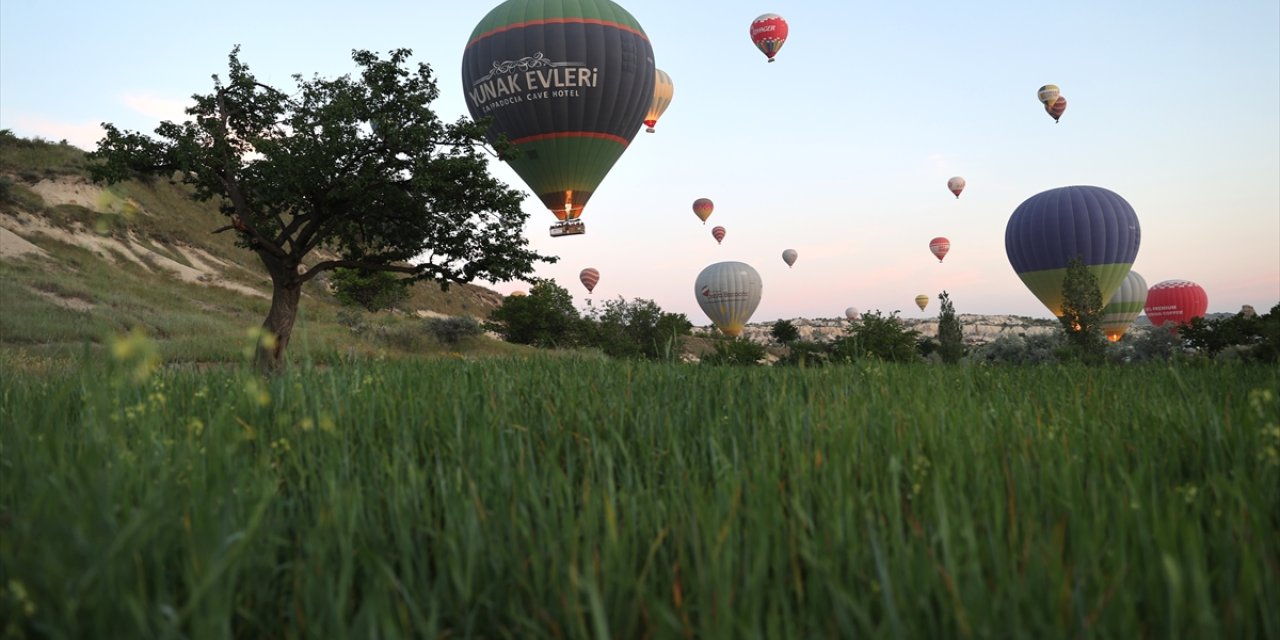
[[781, 249, 798, 268], [1101, 270, 1148, 342], [844, 307, 860, 321], [694, 261, 763, 337]]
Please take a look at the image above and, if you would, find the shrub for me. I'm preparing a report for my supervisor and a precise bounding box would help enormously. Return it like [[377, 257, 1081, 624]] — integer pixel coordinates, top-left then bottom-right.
[[486, 279, 581, 348], [770, 319, 800, 345], [700, 337, 766, 366], [831, 310, 920, 363], [968, 333, 1063, 365], [425, 316, 483, 345], [581, 297, 692, 360], [775, 340, 830, 367]]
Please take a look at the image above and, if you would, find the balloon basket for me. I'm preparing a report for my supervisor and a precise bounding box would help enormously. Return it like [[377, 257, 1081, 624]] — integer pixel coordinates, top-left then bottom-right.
[[550, 220, 586, 237]]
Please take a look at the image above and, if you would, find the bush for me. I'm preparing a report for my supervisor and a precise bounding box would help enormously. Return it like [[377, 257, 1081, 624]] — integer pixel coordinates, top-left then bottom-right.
[[770, 319, 800, 345], [700, 337, 766, 366], [830, 310, 920, 363], [968, 333, 1063, 365], [581, 297, 692, 360], [486, 279, 581, 348], [775, 340, 830, 367], [425, 316, 483, 346]]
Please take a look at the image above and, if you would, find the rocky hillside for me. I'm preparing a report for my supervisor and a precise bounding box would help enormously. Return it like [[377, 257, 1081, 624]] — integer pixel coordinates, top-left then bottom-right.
[[712, 314, 1066, 347]]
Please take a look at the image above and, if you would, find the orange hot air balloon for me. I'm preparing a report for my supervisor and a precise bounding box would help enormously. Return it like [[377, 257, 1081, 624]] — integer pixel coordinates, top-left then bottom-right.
[[693, 198, 714, 224], [947, 176, 965, 198], [711, 226, 726, 244], [929, 237, 951, 263], [1045, 96, 1067, 123], [579, 268, 600, 294]]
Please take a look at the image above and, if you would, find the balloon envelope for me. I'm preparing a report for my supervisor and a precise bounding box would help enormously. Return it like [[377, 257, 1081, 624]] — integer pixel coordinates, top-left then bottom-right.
[[692, 198, 714, 223], [750, 13, 788, 62], [844, 306, 860, 321], [461, 0, 655, 222], [1037, 84, 1060, 105], [1005, 185, 1141, 317], [1101, 270, 1148, 341], [915, 294, 930, 312], [711, 226, 726, 244], [643, 68, 674, 133], [1145, 280, 1208, 329], [947, 176, 965, 198], [1045, 96, 1067, 122], [579, 267, 600, 293], [695, 262, 763, 337], [929, 237, 951, 262], [782, 249, 798, 267]]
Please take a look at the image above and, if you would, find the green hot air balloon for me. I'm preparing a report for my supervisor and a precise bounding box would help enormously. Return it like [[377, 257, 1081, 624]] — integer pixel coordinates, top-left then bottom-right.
[[1005, 186, 1141, 317], [462, 0, 656, 237]]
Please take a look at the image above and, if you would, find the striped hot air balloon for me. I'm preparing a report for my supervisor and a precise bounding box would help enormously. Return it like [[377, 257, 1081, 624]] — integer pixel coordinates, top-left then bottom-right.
[[915, 294, 930, 312], [643, 69, 674, 133], [1145, 280, 1208, 330], [461, 0, 655, 233], [711, 226, 726, 244], [579, 268, 600, 293], [1037, 84, 1060, 106], [1005, 186, 1141, 317], [695, 262, 763, 337], [1045, 96, 1067, 123], [929, 237, 951, 263], [1101, 270, 1148, 341]]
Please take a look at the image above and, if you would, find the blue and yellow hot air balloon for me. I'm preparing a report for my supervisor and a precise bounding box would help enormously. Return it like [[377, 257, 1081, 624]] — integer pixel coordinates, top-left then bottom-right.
[[1005, 186, 1141, 317]]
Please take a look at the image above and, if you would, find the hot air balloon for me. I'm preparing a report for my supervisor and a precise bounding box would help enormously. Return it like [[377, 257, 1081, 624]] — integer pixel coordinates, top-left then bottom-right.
[[915, 294, 930, 312], [693, 198, 714, 224], [750, 13, 788, 63], [782, 249, 798, 268], [461, 0, 655, 237], [510, 290, 528, 297], [947, 177, 966, 199], [1101, 270, 1148, 341], [579, 268, 600, 294], [1145, 280, 1208, 330], [643, 69, 674, 133], [1005, 185, 1141, 317], [695, 261, 763, 337], [1037, 84, 1060, 106], [712, 226, 726, 244], [844, 307, 860, 321], [1045, 96, 1067, 123], [929, 237, 951, 263]]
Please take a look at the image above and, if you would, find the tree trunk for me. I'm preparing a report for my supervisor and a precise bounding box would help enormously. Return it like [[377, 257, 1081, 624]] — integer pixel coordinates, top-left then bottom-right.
[[255, 259, 302, 372]]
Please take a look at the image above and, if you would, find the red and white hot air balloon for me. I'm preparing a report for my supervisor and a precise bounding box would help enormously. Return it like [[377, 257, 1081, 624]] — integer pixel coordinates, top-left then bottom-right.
[[579, 268, 600, 294], [947, 177, 966, 199], [711, 226, 726, 244], [1144, 279, 1208, 330], [1045, 96, 1067, 123], [749, 13, 788, 63], [929, 237, 951, 263]]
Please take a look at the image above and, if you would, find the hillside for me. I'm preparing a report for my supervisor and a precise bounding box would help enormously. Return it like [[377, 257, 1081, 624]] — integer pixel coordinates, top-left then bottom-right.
[[0, 135, 518, 363]]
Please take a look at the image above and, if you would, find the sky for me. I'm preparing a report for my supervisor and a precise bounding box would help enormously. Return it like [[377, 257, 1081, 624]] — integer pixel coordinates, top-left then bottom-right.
[[2, 1, 1278, 323]]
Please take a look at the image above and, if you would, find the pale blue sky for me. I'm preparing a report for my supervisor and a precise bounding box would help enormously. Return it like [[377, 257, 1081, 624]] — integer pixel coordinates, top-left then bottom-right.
[[3, 1, 1277, 322]]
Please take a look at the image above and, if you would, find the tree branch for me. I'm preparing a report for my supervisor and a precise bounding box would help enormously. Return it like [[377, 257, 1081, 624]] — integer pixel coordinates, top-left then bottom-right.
[[298, 259, 425, 284]]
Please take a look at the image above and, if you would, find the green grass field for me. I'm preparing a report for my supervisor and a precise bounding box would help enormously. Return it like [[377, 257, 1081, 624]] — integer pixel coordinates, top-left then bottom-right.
[[2, 347, 1276, 638]]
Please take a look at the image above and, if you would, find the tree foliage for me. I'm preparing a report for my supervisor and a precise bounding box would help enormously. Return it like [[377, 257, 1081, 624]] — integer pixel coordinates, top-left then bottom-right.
[[486, 280, 581, 348], [88, 47, 552, 369], [770, 319, 800, 345], [1058, 257, 1107, 363], [700, 337, 767, 366], [831, 310, 920, 363], [329, 268, 410, 312], [936, 290, 964, 363], [583, 297, 692, 360], [1179, 303, 1280, 362]]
